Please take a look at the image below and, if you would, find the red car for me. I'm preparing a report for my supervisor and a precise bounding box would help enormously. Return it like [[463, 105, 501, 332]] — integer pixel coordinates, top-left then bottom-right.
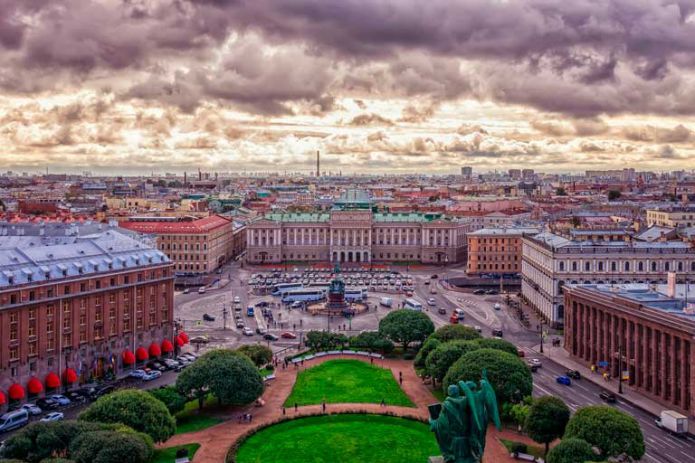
[[449, 315, 459, 324], [281, 332, 297, 339]]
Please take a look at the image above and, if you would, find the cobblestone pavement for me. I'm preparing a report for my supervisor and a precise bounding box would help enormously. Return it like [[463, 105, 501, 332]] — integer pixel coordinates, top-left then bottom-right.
[[161, 354, 521, 463]]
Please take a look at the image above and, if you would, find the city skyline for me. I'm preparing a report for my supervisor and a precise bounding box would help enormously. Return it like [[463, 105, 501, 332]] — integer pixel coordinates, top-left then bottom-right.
[[2, 0, 695, 174]]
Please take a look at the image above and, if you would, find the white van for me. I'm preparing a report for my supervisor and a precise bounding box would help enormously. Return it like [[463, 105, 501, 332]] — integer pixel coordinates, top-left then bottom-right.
[[379, 297, 393, 308], [0, 409, 29, 432]]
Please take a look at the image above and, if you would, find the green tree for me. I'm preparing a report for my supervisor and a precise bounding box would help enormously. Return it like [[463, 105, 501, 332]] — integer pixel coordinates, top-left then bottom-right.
[[564, 405, 644, 460], [349, 331, 394, 354], [378, 310, 435, 350], [425, 341, 479, 383], [430, 324, 481, 343], [79, 390, 175, 442], [546, 438, 596, 463], [69, 430, 152, 463], [443, 348, 532, 406], [526, 396, 571, 455], [305, 331, 347, 351], [148, 386, 186, 415], [176, 349, 263, 410], [607, 190, 622, 201], [414, 338, 441, 371], [474, 338, 519, 356], [236, 344, 273, 367], [509, 402, 532, 430]]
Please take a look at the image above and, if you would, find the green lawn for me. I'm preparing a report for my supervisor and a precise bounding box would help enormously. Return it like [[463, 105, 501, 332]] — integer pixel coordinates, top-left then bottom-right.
[[235, 414, 438, 463], [283, 359, 414, 407], [151, 443, 200, 463], [500, 439, 545, 459], [175, 414, 224, 435]]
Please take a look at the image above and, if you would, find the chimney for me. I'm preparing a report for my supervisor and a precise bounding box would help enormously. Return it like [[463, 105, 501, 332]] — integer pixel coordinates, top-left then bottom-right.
[[667, 272, 677, 298]]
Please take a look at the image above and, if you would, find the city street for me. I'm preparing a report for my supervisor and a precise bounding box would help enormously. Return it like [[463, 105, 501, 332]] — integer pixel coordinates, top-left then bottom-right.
[[174, 263, 695, 462]]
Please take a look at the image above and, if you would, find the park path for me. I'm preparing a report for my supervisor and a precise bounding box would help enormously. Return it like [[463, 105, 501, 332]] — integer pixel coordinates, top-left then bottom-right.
[[162, 354, 526, 463]]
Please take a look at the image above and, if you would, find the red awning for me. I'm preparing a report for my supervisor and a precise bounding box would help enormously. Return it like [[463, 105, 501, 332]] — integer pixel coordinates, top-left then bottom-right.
[[0, 391, 6, 405], [175, 335, 185, 347], [135, 347, 149, 362], [149, 342, 162, 357], [161, 339, 174, 353], [63, 368, 78, 384], [8, 384, 24, 401], [122, 350, 136, 365], [179, 331, 189, 344], [27, 377, 43, 395], [45, 372, 61, 389]]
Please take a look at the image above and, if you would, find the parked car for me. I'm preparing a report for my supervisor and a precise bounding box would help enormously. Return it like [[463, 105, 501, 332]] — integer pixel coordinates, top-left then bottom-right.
[[485, 289, 498, 295], [203, 313, 216, 322], [176, 356, 191, 366], [405, 291, 413, 297], [599, 391, 617, 403], [473, 289, 485, 295], [493, 303, 502, 310], [233, 296, 241, 303], [236, 321, 245, 329], [36, 397, 59, 411], [163, 359, 181, 370], [556, 376, 572, 386], [197, 287, 206, 294], [427, 298, 436, 306], [143, 370, 162, 381], [180, 353, 197, 362], [92, 385, 115, 399], [491, 328, 504, 337], [50, 395, 71, 406], [424, 280, 430, 285], [20, 404, 43, 416], [281, 332, 297, 339], [182, 288, 190, 294], [242, 327, 254, 336], [40, 412, 64, 422], [65, 391, 87, 403], [0, 410, 29, 432], [146, 361, 167, 372], [565, 369, 581, 380], [431, 274, 438, 279], [129, 369, 147, 379], [264, 333, 279, 341], [190, 335, 209, 344]]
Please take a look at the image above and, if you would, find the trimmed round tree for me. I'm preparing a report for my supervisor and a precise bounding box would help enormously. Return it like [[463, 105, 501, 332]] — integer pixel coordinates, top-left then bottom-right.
[[430, 325, 481, 343], [349, 331, 395, 354], [177, 348, 264, 408], [546, 438, 596, 463], [564, 405, 645, 460], [148, 385, 186, 415], [525, 396, 570, 455], [475, 337, 519, 356], [443, 348, 532, 406], [414, 338, 441, 370], [237, 344, 273, 367], [70, 429, 153, 463], [79, 389, 175, 442], [425, 341, 479, 383], [378, 309, 435, 351]]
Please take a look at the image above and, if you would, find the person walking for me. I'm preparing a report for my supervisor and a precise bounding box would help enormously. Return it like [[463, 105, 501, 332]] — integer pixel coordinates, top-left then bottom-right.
[[380, 398, 386, 407], [294, 402, 298, 412], [399, 371, 403, 386], [322, 400, 326, 413]]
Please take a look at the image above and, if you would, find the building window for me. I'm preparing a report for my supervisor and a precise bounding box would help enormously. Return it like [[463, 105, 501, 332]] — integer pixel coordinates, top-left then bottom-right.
[[559, 262, 565, 271], [9, 347, 19, 361], [624, 261, 630, 271]]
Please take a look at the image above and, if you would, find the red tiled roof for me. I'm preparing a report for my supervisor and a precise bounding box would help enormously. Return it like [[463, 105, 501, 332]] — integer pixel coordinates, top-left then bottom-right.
[[119, 215, 231, 234]]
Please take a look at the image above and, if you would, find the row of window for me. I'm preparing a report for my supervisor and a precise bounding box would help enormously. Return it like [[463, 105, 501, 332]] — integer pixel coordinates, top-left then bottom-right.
[[558, 260, 695, 272]]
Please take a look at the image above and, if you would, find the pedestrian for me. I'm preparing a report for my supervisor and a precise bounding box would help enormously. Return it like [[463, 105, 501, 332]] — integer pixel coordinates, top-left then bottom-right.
[[282, 406, 286, 415], [370, 357, 373, 365], [380, 398, 386, 407], [322, 401, 326, 413], [399, 372, 403, 386], [301, 359, 304, 366], [294, 402, 298, 412]]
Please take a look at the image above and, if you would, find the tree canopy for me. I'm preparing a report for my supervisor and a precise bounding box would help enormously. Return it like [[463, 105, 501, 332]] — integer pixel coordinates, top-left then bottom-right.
[[474, 338, 518, 356], [69, 429, 153, 463], [176, 348, 263, 409], [564, 405, 645, 460], [425, 340, 479, 383], [305, 331, 348, 351], [443, 348, 532, 406], [79, 389, 175, 442], [148, 385, 186, 415], [414, 338, 441, 370], [430, 324, 481, 343], [348, 331, 394, 354], [546, 438, 596, 463], [525, 396, 570, 455], [378, 309, 435, 350], [236, 344, 273, 367]]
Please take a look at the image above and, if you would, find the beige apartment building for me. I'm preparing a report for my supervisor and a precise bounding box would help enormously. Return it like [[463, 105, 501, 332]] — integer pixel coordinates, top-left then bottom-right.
[[120, 216, 241, 273], [647, 206, 695, 228], [466, 227, 540, 275]]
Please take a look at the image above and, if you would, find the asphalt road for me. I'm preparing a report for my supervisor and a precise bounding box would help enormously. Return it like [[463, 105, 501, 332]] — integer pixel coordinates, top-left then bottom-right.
[[414, 274, 695, 463]]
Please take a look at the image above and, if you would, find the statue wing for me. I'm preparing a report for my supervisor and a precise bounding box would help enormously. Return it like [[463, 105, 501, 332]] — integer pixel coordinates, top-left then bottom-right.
[[458, 381, 483, 433], [480, 377, 502, 431]]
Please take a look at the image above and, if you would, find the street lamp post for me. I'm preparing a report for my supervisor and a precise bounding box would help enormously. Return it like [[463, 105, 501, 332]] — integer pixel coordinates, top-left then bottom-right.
[[539, 319, 544, 354], [618, 336, 624, 394]]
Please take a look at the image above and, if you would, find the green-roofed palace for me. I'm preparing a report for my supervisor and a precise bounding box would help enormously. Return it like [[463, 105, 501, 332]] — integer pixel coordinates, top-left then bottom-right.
[[246, 190, 468, 264]]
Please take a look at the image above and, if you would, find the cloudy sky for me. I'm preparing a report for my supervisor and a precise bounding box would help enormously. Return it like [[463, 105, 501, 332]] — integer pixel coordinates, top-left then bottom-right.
[[1, 0, 695, 175]]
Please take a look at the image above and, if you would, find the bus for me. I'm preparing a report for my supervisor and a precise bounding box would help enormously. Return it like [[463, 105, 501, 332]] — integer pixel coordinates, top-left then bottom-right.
[[281, 289, 326, 303], [272, 283, 303, 296], [345, 288, 368, 302], [403, 298, 423, 311]]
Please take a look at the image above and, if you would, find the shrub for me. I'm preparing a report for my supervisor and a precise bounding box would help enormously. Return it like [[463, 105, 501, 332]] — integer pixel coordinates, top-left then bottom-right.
[[564, 405, 644, 459], [430, 325, 481, 343], [236, 345, 273, 367], [378, 310, 434, 350], [546, 438, 596, 463], [525, 396, 570, 455], [148, 386, 187, 415]]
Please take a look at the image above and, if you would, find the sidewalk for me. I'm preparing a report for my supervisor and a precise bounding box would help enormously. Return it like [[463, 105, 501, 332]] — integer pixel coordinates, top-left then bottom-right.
[[533, 343, 695, 435]]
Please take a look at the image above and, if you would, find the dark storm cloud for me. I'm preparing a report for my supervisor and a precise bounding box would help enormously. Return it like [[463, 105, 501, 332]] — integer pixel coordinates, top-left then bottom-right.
[[3, 0, 695, 117]]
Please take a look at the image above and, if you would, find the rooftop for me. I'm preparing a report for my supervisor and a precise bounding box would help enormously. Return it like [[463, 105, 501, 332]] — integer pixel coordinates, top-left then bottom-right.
[[119, 215, 231, 234], [467, 227, 541, 236], [0, 222, 169, 289]]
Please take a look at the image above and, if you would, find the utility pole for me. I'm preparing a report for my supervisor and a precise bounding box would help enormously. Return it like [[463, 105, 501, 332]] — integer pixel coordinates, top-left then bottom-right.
[[539, 318, 544, 354], [222, 304, 229, 331]]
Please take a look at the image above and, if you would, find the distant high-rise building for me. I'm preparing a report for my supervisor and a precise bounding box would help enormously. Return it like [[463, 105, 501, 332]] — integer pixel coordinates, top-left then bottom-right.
[[461, 166, 473, 178], [521, 169, 534, 180], [508, 169, 521, 180]]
